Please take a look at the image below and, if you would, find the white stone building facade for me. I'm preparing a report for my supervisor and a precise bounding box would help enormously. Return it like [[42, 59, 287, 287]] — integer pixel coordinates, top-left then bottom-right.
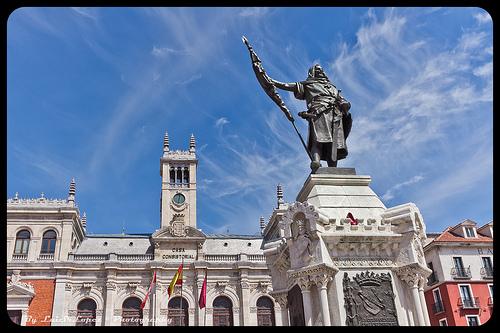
[[7, 133, 431, 326]]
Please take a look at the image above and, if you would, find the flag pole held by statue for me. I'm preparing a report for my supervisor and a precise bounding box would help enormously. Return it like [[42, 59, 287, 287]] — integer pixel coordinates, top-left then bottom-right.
[[242, 36, 313, 162]]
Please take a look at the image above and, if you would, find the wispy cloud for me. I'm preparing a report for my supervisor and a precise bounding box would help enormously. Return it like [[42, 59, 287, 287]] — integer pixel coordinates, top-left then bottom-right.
[[175, 73, 202, 85], [331, 9, 492, 165], [239, 7, 270, 18], [415, 142, 492, 212], [381, 175, 424, 201], [151, 45, 188, 58], [70, 7, 98, 21], [10, 144, 74, 191], [215, 117, 229, 129], [473, 11, 492, 25]]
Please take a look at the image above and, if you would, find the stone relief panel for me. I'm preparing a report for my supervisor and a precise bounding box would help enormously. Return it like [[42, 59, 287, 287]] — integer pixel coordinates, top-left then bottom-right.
[[291, 214, 314, 266], [342, 271, 398, 326]]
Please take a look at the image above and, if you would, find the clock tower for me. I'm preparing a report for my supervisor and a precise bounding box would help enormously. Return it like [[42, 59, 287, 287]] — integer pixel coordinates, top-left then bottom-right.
[[159, 132, 198, 230]]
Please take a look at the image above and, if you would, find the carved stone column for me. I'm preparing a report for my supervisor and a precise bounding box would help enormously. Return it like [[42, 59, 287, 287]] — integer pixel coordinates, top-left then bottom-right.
[[239, 276, 251, 325], [52, 270, 70, 326], [395, 266, 425, 326], [298, 277, 313, 326], [104, 281, 116, 326], [312, 274, 332, 326], [418, 277, 430, 326], [272, 292, 289, 326]]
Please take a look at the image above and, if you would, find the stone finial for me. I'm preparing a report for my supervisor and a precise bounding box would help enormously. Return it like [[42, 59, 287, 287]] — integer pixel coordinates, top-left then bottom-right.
[[14, 192, 19, 200], [163, 131, 170, 152], [260, 216, 266, 233], [82, 212, 87, 230], [41, 192, 45, 199], [277, 184, 284, 207], [67, 178, 76, 204], [189, 133, 196, 152]]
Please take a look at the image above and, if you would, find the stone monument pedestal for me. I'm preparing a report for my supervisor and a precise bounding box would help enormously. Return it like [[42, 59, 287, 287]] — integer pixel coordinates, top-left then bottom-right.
[[262, 167, 432, 326]]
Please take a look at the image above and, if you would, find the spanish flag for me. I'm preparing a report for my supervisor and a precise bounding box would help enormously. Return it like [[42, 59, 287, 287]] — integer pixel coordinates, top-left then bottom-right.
[[168, 263, 183, 297]]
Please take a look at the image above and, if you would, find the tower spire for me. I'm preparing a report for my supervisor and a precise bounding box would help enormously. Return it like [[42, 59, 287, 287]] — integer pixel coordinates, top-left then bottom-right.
[[277, 184, 284, 208], [163, 131, 170, 152], [189, 133, 196, 152], [67, 178, 76, 205], [260, 216, 266, 234], [82, 212, 87, 231]]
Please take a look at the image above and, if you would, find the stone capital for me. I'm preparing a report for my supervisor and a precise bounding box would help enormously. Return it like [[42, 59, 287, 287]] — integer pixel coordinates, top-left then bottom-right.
[[393, 264, 429, 288], [297, 277, 313, 291], [270, 292, 288, 308], [311, 273, 332, 289]]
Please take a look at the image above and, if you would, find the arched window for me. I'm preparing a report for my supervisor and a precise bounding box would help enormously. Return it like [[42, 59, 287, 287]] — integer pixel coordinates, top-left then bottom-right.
[[121, 297, 143, 326], [212, 296, 233, 326], [76, 299, 97, 326], [176, 167, 182, 184], [41, 230, 57, 254], [256, 296, 275, 326], [170, 167, 176, 184], [183, 167, 189, 184], [14, 230, 30, 255], [168, 297, 188, 326]]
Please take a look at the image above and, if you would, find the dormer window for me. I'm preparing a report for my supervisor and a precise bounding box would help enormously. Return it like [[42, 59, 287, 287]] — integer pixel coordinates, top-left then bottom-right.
[[464, 227, 476, 238]]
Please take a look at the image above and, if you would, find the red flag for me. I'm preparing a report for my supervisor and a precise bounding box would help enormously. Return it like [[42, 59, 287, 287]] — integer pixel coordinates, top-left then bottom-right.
[[140, 271, 156, 310], [198, 272, 207, 309], [347, 212, 358, 225]]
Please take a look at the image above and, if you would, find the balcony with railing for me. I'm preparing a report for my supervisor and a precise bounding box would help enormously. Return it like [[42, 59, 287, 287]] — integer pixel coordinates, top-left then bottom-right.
[[451, 266, 471, 279], [11, 254, 28, 262], [432, 300, 445, 314], [38, 253, 54, 261], [427, 273, 438, 286], [458, 297, 480, 309], [480, 266, 493, 279]]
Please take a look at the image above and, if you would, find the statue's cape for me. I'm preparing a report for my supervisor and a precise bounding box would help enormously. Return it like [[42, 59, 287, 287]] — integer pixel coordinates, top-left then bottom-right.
[[343, 112, 352, 139]]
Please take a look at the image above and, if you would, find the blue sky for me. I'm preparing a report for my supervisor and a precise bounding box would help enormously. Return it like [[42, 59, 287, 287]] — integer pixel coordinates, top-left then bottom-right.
[[7, 7, 493, 235]]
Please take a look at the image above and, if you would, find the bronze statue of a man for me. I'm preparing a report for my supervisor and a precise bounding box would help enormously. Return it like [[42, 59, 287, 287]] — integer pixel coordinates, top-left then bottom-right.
[[269, 64, 352, 170]]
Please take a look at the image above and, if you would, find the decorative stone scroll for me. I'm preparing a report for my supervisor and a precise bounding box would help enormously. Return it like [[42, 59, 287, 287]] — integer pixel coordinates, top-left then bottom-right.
[[342, 271, 398, 326]]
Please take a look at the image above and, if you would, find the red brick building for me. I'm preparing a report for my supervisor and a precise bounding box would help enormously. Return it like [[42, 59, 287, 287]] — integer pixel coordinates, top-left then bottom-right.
[[423, 220, 493, 326]]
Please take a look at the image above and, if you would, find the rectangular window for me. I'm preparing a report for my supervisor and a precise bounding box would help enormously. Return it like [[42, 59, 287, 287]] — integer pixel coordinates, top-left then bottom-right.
[[433, 289, 442, 303], [438, 318, 448, 326], [489, 284, 493, 298], [482, 257, 493, 270], [466, 316, 480, 326], [453, 257, 465, 270], [464, 227, 476, 238], [459, 285, 473, 300], [427, 262, 438, 284], [432, 288, 444, 313]]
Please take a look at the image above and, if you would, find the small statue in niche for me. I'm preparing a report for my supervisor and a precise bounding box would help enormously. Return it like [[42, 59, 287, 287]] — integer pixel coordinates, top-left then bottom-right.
[[293, 219, 313, 264]]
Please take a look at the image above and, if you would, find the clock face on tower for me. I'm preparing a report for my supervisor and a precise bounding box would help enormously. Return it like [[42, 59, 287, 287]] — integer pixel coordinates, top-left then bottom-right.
[[172, 193, 185, 205]]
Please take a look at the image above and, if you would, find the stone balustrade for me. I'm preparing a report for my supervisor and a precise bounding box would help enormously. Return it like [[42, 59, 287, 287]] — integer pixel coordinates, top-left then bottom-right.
[[38, 253, 55, 261], [205, 254, 240, 262], [12, 254, 28, 261], [117, 254, 154, 261]]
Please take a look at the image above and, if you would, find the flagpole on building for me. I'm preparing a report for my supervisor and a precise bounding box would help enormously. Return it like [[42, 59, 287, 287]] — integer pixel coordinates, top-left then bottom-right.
[[180, 257, 184, 324], [203, 269, 207, 327], [152, 269, 156, 326]]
